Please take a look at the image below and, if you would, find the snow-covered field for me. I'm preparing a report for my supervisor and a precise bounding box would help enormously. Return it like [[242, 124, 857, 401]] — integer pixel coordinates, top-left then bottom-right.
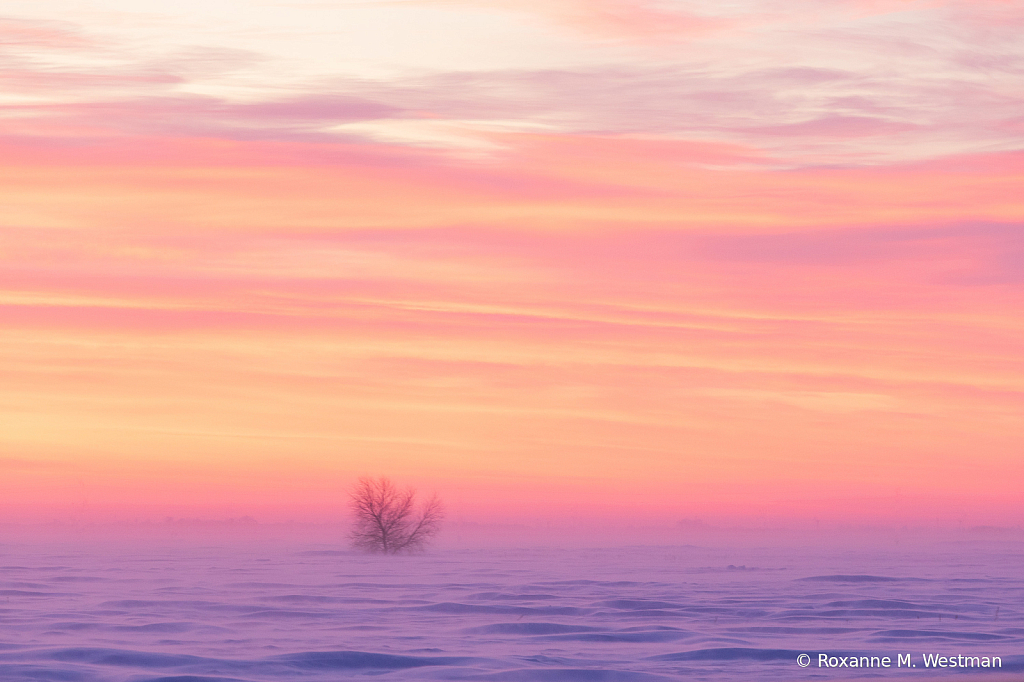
[[1, 538, 1021, 681]]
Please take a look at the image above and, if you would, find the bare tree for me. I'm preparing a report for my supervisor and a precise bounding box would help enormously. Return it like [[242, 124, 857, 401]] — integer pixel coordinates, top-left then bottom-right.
[[349, 477, 444, 554]]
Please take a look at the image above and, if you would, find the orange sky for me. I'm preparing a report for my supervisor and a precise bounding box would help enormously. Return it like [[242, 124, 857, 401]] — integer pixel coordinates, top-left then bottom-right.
[[1, 0, 1022, 527]]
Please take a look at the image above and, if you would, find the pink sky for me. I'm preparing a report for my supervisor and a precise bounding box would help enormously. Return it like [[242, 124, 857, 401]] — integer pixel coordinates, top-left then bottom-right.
[[1, 0, 1022, 528]]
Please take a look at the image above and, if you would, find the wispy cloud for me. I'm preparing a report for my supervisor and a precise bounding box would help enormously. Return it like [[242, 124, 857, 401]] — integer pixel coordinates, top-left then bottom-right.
[[0, 16, 94, 49], [4, 0, 1023, 167], [0, 0, 1021, 521], [406, 0, 731, 41]]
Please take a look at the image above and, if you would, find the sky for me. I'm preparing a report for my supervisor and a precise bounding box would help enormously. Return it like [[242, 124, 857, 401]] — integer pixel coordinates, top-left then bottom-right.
[[1, 0, 1022, 530]]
